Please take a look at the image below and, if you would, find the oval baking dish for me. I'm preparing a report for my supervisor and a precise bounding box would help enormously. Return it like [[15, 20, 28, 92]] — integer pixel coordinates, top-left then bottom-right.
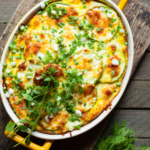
[[0, 0, 133, 146]]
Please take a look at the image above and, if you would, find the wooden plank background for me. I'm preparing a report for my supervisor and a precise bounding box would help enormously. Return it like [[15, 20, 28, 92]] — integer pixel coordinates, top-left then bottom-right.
[[0, 0, 150, 149]]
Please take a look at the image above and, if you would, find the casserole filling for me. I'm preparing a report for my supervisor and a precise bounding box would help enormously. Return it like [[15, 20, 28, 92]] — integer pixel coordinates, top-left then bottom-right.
[[2, 0, 128, 134]]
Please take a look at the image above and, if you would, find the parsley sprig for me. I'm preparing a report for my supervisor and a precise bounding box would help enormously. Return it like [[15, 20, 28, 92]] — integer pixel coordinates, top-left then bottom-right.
[[5, 68, 59, 146]]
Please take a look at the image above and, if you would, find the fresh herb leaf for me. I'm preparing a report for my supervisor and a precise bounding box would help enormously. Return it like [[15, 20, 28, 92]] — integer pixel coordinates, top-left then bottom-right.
[[25, 137, 31, 145], [28, 112, 38, 119], [54, 92, 58, 100], [52, 105, 59, 115], [47, 101, 52, 107], [33, 89, 41, 95], [44, 77, 51, 81], [19, 119, 29, 123], [20, 125, 28, 132], [54, 80, 59, 88], [78, 86, 83, 94], [6, 122, 15, 132], [70, 86, 74, 94], [65, 91, 71, 99], [22, 94, 33, 101]]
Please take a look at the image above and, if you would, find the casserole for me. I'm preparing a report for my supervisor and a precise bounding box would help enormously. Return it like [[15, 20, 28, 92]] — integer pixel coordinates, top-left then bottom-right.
[[0, 0, 133, 149]]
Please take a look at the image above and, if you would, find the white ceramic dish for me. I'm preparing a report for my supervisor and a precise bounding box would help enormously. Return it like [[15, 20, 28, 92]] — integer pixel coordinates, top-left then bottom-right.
[[0, 0, 134, 140]]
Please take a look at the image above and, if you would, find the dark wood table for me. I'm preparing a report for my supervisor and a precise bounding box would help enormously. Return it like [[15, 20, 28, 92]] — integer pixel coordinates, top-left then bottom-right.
[[0, 0, 150, 149]]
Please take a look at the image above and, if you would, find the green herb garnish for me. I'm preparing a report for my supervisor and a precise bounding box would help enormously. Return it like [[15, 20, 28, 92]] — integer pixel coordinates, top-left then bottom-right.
[[94, 120, 150, 150], [5, 68, 59, 146]]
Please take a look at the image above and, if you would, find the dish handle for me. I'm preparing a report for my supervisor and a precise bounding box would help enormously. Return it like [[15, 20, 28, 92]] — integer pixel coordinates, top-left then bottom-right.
[[4, 121, 53, 150], [118, 0, 128, 10]]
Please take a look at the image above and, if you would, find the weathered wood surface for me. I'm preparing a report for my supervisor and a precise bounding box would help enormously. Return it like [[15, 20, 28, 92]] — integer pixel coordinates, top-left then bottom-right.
[[0, 0, 20, 37], [132, 53, 150, 80], [117, 81, 150, 108], [0, 0, 150, 149], [123, 0, 150, 76]]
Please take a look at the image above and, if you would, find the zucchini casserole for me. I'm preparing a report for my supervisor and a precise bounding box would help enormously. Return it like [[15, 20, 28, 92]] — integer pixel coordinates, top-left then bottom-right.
[[2, 0, 128, 134]]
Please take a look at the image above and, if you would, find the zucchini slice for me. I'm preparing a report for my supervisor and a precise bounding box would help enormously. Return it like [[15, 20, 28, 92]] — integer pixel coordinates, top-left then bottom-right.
[[67, 48, 103, 85], [85, 83, 119, 122], [82, 6, 120, 42], [96, 83, 118, 100], [74, 97, 96, 112], [67, 84, 97, 112], [42, 3, 81, 53], [65, 119, 84, 131], [99, 50, 126, 83], [39, 110, 69, 131]]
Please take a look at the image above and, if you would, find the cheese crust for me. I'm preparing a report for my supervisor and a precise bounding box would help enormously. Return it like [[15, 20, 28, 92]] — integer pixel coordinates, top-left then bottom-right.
[[2, 0, 128, 134]]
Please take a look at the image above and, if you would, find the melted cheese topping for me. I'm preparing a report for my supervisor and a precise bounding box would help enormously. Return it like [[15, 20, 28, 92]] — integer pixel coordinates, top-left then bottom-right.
[[2, 0, 128, 134]]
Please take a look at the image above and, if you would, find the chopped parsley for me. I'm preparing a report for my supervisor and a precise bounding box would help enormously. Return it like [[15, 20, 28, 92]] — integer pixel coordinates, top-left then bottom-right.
[[4, 20, 7, 24], [110, 23, 113, 27], [111, 71, 115, 76], [124, 42, 128, 45], [28, 67, 33, 71], [111, 18, 116, 23], [37, 11, 42, 15]]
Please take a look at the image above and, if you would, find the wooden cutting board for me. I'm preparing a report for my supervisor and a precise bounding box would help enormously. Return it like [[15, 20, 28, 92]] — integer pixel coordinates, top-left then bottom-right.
[[0, 0, 150, 149]]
